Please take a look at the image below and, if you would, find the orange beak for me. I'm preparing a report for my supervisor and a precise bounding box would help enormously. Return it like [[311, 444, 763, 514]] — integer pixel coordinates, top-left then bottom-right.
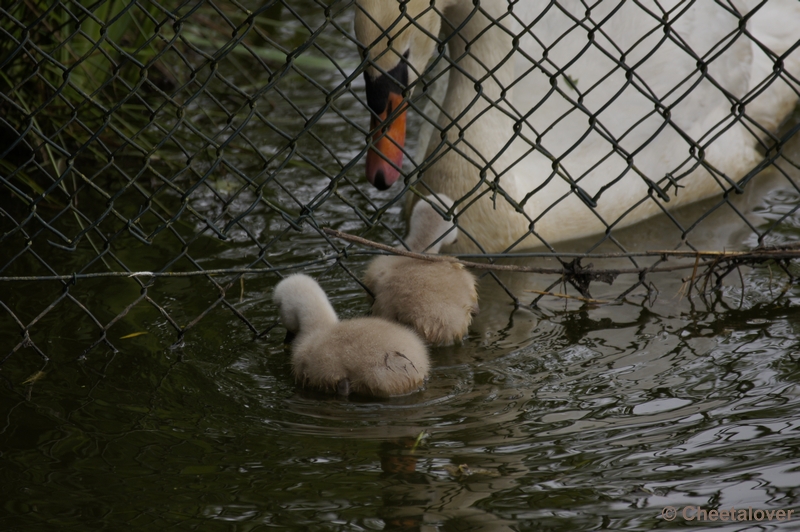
[[367, 91, 407, 190], [363, 57, 409, 190]]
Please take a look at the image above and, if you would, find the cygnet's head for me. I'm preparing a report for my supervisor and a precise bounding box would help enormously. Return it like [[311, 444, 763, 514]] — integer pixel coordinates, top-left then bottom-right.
[[273, 274, 338, 335], [405, 194, 458, 253]]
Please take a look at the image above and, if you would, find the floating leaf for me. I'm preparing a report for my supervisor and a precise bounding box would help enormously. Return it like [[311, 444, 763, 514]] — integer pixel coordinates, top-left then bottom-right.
[[22, 371, 46, 385], [410, 430, 430, 453], [121, 331, 148, 339], [443, 463, 501, 480]]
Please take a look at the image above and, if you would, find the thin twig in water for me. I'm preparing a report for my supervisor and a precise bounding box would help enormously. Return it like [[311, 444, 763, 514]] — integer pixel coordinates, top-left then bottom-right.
[[768, 263, 774, 296], [322, 228, 800, 278], [687, 254, 700, 300], [322, 228, 689, 275], [737, 265, 745, 309], [524, 289, 612, 305]]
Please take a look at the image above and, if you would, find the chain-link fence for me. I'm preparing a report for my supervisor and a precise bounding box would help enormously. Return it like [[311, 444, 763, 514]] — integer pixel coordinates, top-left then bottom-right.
[[2, 0, 799, 361]]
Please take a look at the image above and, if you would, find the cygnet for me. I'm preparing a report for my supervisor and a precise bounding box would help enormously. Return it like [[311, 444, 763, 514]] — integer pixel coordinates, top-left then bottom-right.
[[364, 195, 478, 346], [273, 274, 430, 397]]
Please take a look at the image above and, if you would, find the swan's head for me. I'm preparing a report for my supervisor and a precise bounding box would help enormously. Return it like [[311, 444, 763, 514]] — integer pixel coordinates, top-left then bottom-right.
[[354, 0, 443, 190], [405, 194, 458, 253], [273, 274, 338, 337]]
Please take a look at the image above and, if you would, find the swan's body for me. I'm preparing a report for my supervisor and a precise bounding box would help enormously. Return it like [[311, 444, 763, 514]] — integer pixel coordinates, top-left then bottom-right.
[[355, 0, 800, 252], [273, 274, 429, 397], [364, 195, 478, 345]]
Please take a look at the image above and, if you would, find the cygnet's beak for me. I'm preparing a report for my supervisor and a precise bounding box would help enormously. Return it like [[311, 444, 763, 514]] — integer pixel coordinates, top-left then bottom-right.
[[364, 58, 409, 190]]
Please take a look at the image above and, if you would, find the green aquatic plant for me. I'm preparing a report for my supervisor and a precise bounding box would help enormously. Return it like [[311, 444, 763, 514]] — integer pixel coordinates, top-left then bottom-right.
[[1, 0, 171, 198], [0, 0, 345, 199]]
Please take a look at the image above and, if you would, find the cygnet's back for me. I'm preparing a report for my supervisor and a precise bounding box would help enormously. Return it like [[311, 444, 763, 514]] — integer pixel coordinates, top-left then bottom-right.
[[364, 195, 479, 346], [273, 274, 429, 397]]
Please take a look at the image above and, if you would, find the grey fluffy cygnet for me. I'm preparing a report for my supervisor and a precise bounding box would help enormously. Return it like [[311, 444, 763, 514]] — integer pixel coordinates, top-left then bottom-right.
[[363, 195, 478, 346], [273, 274, 430, 397]]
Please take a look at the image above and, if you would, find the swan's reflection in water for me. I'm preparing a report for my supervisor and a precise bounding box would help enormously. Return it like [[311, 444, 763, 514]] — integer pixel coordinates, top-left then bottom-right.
[[282, 383, 528, 530], [378, 437, 428, 531], [377, 435, 518, 531]]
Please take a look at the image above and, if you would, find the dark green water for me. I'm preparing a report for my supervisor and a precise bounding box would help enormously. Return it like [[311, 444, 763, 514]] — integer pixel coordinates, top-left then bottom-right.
[[3, 2, 800, 531], [3, 180, 800, 531], [3, 240, 800, 531]]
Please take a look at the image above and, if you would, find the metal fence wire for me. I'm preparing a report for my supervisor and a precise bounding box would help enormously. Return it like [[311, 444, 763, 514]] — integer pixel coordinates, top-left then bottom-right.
[[1, 0, 800, 360]]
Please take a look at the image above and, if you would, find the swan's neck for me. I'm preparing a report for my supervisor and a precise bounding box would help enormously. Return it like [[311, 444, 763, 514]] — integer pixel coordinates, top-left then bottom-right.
[[440, 1, 517, 124], [415, 0, 527, 240], [421, 0, 523, 184], [299, 297, 338, 333]]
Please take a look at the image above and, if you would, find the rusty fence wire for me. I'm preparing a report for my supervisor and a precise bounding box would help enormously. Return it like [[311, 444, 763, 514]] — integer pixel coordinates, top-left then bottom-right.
[[1, 0, 799, 362]]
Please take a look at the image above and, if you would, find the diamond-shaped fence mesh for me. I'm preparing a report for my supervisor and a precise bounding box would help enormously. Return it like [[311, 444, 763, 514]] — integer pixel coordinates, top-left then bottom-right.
[[1, 0, 799, 361]]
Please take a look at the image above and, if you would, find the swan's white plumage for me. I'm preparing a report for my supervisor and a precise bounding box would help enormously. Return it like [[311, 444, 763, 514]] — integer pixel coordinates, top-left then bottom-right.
[[401, 194, 458, 253], [273, 274, 429, 397], [355, 0, 800, 252], [364, 195, 478, 345]]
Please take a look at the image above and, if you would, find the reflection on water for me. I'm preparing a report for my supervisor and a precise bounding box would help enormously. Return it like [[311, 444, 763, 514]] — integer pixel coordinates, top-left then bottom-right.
[[2, 254, 800, 530], [2, 3, 800, 531]]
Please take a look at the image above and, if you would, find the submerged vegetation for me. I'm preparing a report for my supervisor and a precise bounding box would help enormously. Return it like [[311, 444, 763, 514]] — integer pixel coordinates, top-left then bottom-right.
[[1, 1, 169, 188], [0, 0, 370, 279], [0, 0, 340, 203]]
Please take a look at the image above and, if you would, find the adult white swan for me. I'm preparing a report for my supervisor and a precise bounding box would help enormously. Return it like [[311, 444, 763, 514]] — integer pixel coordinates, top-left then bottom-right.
[[354, 0, 800, 252]]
